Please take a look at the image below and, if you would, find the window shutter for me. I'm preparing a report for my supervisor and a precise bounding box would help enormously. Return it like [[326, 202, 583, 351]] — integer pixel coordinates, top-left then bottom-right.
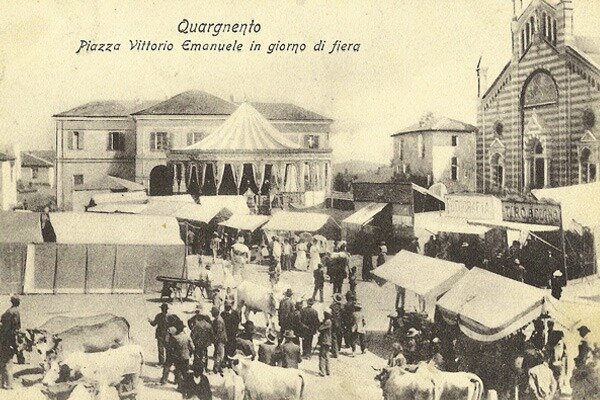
[[67, 132, 73, 150], [150, 132, 156, 151], [79, 132, 84, 149], [187, 132, 193, 146], [107, 133, 112, 151], [169, 133, 174, 149], [118, 133, 124, 151]]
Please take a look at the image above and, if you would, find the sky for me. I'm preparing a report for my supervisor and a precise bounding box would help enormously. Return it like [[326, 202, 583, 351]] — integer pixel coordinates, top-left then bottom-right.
[[0, 0, 599, 164]]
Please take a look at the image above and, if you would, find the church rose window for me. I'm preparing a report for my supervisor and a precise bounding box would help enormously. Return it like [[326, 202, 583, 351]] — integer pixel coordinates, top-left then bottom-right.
[[523, 72, 558, 107]]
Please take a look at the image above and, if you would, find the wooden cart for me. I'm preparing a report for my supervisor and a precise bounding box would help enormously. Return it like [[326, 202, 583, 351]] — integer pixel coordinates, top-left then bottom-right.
[[156, 275, 215, 302]]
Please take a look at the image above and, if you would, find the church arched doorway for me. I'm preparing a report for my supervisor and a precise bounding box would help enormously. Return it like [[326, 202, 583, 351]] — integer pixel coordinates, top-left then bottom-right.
[[149, 165, 172, 196]]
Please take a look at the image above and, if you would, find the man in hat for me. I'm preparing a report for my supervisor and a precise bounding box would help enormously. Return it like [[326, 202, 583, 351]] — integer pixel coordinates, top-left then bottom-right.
[[341, 292, 356, 349], [211, 306, 226, 374], [0, 296, 21, 389], [278, 330, 302, 368], [236, 321, 257, 360], [258, 330, 279, 366], [575, 325, 592, 368], [278, 289, 295, 335], [167, 319, 194, 388], [210, 232, 221, 262], [550, 270, 564, 300], [291, 300, 305, 347], [148, 302, 172, 365], [190, 305, 213, 374], [404, 328, 420, 364], [282, 238, 293, 271], [312, 264, 325, 303], [330, 293, 343, 358], [300, 298, 320, 358], [388, 342, 407, 367], [351, 302, 366, 356], [221, 302, 241, 358], [318, 311, 333, 376]]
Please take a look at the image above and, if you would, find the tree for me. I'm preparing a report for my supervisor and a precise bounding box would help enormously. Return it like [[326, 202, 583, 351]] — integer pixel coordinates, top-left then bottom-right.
[[333, 172, 349, 192]]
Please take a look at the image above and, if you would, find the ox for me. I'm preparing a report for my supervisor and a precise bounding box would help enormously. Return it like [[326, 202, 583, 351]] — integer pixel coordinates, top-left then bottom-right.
[[39, 313, 117, 334], [31, 316, 130, 367], [417, 363, 484, 400], [235, 281, 287, 330], [229, 354, 305, 400], [527, 363, 557, 400], [374, 366, 436, 400], [42, 344, 144, 388], [222, 366, 245, 400]]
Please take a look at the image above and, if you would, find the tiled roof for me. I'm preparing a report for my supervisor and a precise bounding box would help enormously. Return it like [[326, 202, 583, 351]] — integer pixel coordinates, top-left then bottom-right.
[[21, 151, 54, 167], [133, 90, 237, 116], [54, 100, 157, 117], [0, 152, 14, 162], [249, 102, 332, 121], [392, 115, 477, 137]]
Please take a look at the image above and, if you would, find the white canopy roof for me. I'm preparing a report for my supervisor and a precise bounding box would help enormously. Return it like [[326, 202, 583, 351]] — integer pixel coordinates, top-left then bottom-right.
[[49, 212, 184, 245], [87, 203, 147, 214], [92, 191, 147, 205], [415, 212, 490, 236], [183, 103, 301, 151], [174, 203, 230, 224], [219, 214, 271, 232], [342, 202, 387, 226], [467, 219, 559, 233], [437, 267, 548, 342], [533, 182, 600, 230], [263, 211, 333, 232], [372, 250, 467, 298], [198, 196, 249, 216]]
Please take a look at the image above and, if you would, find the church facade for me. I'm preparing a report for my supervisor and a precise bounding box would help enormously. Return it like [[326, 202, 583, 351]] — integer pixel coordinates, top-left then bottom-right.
[[477, 0, 600, 194]]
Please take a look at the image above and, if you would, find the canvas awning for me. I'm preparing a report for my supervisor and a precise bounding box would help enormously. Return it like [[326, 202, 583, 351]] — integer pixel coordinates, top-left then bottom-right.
[[49, 212, 184, 245], [372, 250, 467, 298], [0, 211, 43, 243], [174, 203, 230, 224], [533, 182, 600, 231], [219, 214, 271, 232], [342, 202, 387, 226], [87, 203, 147, 214], [92, 191, 147, 205], [198, 196, 249, 215], [415, 212, 490, 235], [437, 267, 548, 342], [148, 194, 196, 203], [467, 219, 559, 233], [73, 176, 145, 192], [263, 210, 336, 233]]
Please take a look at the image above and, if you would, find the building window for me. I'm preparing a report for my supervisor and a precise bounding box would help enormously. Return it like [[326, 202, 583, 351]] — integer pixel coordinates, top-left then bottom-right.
[[68, 131, 84, 150], [451, 157, 458, 181], [73, 174, 84, 186], [418, 134, 424, 158], [187, 132, 205, 146], [108, 132, 125, 151], [494, 121, 504, 137], [305, 135, 320, 149], [31, 167, 39, 180], [523, 72, 558, 107], [451, 135, 458, 147], [580, 148, 597, 183], [530, 141, 546, 189], [397, 139, 404, 159], [150, 132, 170, 151], [491, 153, 504, 188], [583, 109, 596, 130]]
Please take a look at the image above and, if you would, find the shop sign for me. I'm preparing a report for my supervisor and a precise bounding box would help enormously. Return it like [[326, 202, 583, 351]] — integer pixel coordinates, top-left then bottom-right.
[[445, 195, 501, 221], [501, 200, 562, 226]]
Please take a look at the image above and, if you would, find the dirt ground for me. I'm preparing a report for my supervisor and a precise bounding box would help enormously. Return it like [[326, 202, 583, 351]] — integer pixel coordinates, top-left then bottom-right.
[[0, 257, 398, 399]]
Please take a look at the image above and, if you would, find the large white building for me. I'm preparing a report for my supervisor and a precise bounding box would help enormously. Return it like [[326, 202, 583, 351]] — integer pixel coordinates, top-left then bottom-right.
[[54, 90, 333, 210]]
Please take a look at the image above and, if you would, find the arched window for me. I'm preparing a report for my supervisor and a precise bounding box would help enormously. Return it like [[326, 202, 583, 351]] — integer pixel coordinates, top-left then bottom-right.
[[522, 71, 558, 107], [530, 141, 546, 189], [491, 153, 504, 189], [418, 134, 425, 158], [580, 148, 597, 183]]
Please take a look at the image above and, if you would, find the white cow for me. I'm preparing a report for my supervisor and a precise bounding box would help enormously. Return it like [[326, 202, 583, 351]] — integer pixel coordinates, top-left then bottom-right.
[[42, 344, 143, 388], [223, 367, 246, 400], [416, 363, 484, 400], [235, 281, 288, 330], [230, 354, 305, 400]]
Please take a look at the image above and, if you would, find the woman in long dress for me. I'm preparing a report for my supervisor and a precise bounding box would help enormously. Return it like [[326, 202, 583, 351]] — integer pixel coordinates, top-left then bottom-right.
[[308, 239, 321, 272], [294, 240, 308, 271], [230, 236, 250, 281]]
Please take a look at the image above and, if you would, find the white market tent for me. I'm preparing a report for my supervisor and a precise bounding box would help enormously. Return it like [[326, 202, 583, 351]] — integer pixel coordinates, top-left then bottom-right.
[[372, 250, 467, 319], [342, 202, 387, 226], [437, 267, 550, 342], [92, 191, 147, 205], [263, 210, 341, 240], [87, 202, 148, 214], [198, 196, 250, 216], [49, 212, 183, 245], [415, 212, 491, 236], [219, 214, 271, 232]]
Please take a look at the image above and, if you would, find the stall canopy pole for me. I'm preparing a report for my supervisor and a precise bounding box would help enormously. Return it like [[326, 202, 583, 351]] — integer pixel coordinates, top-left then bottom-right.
[[527, 231, 562, 253]]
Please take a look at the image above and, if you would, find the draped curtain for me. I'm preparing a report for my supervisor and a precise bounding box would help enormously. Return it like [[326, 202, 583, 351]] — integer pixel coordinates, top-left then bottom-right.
[[201, 163, 208, 188], [215, 163, 226, 193], [237, 163, 245, 191], [251, 163, 265, 192]]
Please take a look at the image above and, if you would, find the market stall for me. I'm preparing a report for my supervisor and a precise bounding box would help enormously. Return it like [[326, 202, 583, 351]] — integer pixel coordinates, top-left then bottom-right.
[[341, 202, 392, 254], [262, 210, 341, 241], [372, 250, 467, 319]]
